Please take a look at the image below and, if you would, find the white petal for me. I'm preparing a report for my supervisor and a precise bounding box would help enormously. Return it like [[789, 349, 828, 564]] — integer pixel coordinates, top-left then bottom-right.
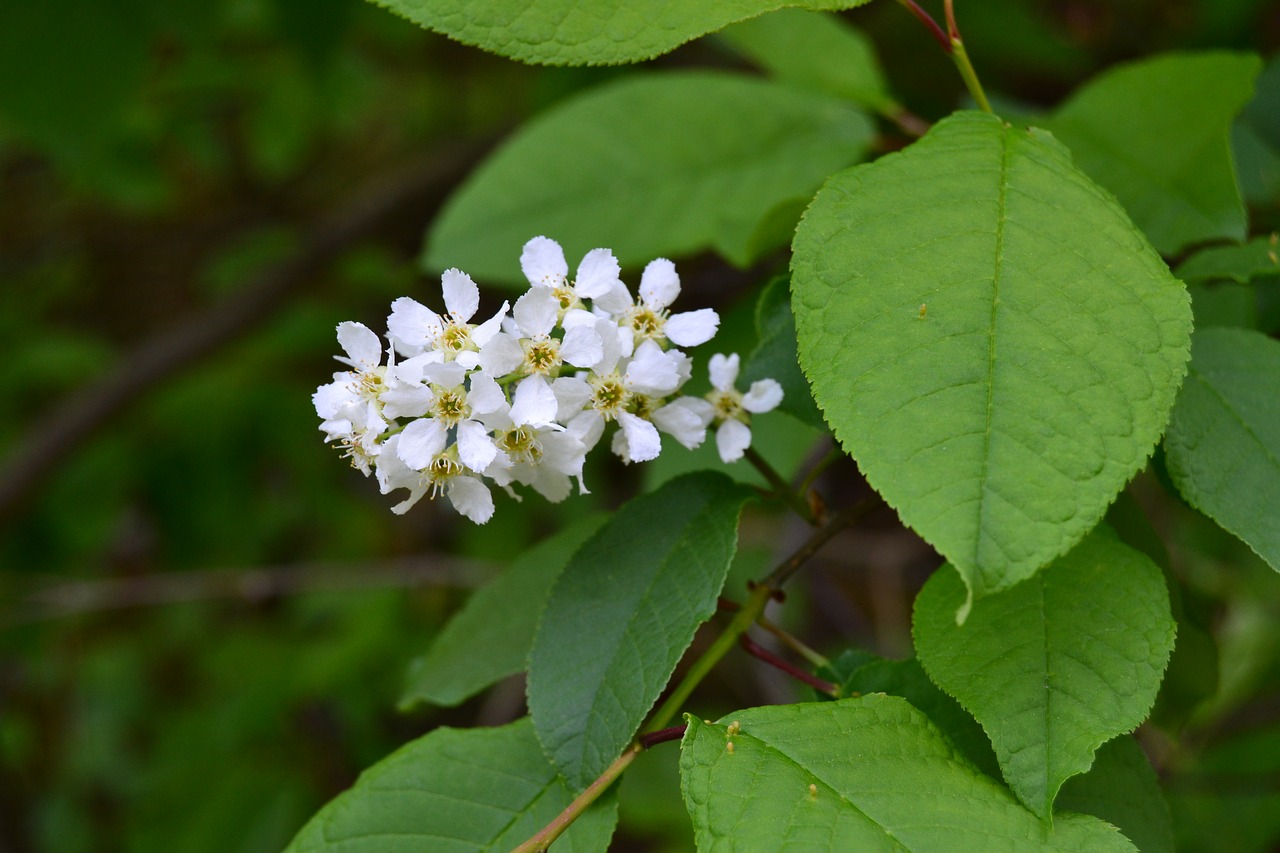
[[520, 236, 568, 287], [562, 307, 598, 330], [380, 383, 435, 419], [455, 351, 481, 370], [624, 340, 680, 396], [422, 361, 467, 389], [652, 398, 713, 449], [552, 376, 592, 421], [447, 476, 495, 524], [742, 379, 784, 413], [715, 419, 752, 463], [441, 268, 479, 321], [472, 301, 510, 346], [567, 410, 605, 452], [313, 378, 354, 419], [593, 318, 623, 375], [528, 466, 573, 503], [336, 322, 382, 368], [467, 373, 508, 414], [560, 326, 604, 369], [708, 352, 740, 392], [456, 420, 498, 472], [639, 258, 680, 309], [618, 412, 661, 462], [386, 298, 442, 354], [396, 418, 448, 469], [509, 375, 559, 427], [539, 430, 586, 477], [574, 248, 621, 298], [394, 352, 442, 383], [478, 332, 524, 377], [513, 286, 558, 338], [592, 281, 634, 317], [665, 308, 720, 348]]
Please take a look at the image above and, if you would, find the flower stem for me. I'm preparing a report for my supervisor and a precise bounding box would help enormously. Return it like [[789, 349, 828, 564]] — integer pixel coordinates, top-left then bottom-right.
[[739, 633, 839, 697], [744, 446, 816, 525], [950, 36, 992, 113], [756, 613, 830, 669], [894, 0, 951, 53]]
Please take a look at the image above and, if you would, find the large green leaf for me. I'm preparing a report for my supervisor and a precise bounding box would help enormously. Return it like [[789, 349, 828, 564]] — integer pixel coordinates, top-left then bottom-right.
[[913, 526, 1176, 820], [1164, 327, 1280, 573], [1045, 52, 1261, 255], [399, 514, 605, 710], [426, 72, 873, 285], [284, 718, 617, 852], [716, 9, 893, 112], [527, 472, 752, 789], [1058, 737, 1173, 853], [367, 0, 867, 66], [791, 111, 1191, 600], [679, 697, 1137, 851]]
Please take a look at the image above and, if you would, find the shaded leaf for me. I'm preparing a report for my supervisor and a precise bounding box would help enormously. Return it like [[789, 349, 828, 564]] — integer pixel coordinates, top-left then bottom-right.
[[426, 72, 873, 285], [399, 514, 605, 710], [1058, 736, 1173, 853], [717, 9, 893, 111], [791, 110, 1191, 600], [367, 0, 869, 66], [1175, 235, 1280, 285], [913, 526, 1176, 819], [742, 276, 825, 429], [680, 697, 1136, 851], [1045, 52, 1261, 255], [528, 472, 753, 789], [1233, 55, 1280, 206], [1164, 327, 1280, 572], [285, 718, 617, 852]]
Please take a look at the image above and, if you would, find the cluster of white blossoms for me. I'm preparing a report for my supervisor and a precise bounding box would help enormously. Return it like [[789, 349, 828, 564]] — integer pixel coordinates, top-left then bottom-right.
[[314, 237, 783, 523]]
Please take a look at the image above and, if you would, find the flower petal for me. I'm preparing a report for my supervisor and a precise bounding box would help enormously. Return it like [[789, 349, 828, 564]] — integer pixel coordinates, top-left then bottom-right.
[[514, 286, 558, 338], [456, 419, 499, 472], [520, 236, 568, 287], [639, 258, 680, 309], [447, 476, 495, 524], [575, 248, 621, 298], [396, 418, 448, 469], [471, 300, 510, 347], [509, 375, 559, 427], [441, 268, 479, 321], [478, 332, 524, 377], [552, 376, 592, 422], [592, 281, 634, 317], [380, 382, 435, 419], [708, 352, 740, 392], [313, 378, 355, 419], [560, 325, 604, 369], [715, 418, 752, 463], [742, 378, 784, 413], [652, 398, 713, 449], [467, 372, 508, 415], [386, 298, 443, 355], [336, 322, 383, 368], [567, 409, 605, 452], [422, 361, 468, 389], [665, 308, 720, 348], [617, 412, 662, 462], [624, 340, 680, 396]]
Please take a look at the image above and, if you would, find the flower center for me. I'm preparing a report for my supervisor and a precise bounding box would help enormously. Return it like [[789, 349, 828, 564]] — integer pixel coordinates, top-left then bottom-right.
[[591, 374, 630, 420], [432, 388, 470, 426], [438, 322, 473, 356], [553, 285, 579, 312], [627, 306, 666, 340], [709, 389, 744, 422], [498, 427, 543, 464], [524, 339, 562, 375], [422, 451, 463, 498]]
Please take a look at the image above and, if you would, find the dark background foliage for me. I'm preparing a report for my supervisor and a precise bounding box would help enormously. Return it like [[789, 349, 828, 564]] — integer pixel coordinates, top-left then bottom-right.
[[1, 1, 1279, 850]]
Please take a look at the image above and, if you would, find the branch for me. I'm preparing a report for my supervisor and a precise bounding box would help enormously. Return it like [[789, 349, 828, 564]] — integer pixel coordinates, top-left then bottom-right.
[[0, 142, 484, 525]]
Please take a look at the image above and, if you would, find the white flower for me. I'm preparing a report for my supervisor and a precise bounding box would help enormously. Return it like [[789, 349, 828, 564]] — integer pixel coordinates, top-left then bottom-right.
[[386, 268, 507, 367], [313, 322, 395, 473], [652, 396, 715, 450], [703, 353, 784, 463], [520, 236, 623, 314], [395, 362, 509, 474], [377, 435, 494, 523], [603, 258, 720, 350], [483, 411, 589, 502]]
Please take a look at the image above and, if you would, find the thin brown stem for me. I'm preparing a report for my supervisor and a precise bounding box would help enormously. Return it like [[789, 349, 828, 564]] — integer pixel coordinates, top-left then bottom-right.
[[511, 745, 640, 853], [894, 0, 951, 53], [740, 634, 838, 697], [762, 494, 884, 589], [744, 446, 816, 524]]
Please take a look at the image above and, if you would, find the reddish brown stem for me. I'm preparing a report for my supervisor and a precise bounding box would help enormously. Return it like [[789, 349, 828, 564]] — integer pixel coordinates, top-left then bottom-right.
[[895, 0, 952, 53], [739, 634, 838, 697]]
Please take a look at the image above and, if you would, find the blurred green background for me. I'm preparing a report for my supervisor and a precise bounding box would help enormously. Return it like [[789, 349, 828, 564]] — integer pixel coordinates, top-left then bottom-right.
[[2, 1, 1280, 851]]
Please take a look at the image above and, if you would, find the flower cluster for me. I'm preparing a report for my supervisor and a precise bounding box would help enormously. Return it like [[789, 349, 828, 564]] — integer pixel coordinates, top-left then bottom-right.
[[314, 237, 783, 523]]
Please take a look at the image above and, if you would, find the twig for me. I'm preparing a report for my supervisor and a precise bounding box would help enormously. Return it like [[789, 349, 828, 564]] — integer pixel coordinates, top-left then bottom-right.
[[0, 142, 484, 525], [739, 634, 838, 697]]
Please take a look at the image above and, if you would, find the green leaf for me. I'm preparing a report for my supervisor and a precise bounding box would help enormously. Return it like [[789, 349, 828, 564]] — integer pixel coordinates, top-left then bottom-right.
[[913, 526, 1176, 819], [1164, 327, 1280, 573], [791, 111, 1192, 599], [716, 9, 893, 111], [284, 718, 617, 852], [399, 514, 605, 710], [832, 654, 1000, 779], [1045, 52, 1261, 255], [527, 472, 753, 789], [366, 0, 869, 66], [426, 72, 874, 285], [679, 697, 1137, 851], [1058, 736, 1173, 853], [742, 276, 825, 430], [1175, 235, 1280, 284], [1233, 55, 1280, 206]]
